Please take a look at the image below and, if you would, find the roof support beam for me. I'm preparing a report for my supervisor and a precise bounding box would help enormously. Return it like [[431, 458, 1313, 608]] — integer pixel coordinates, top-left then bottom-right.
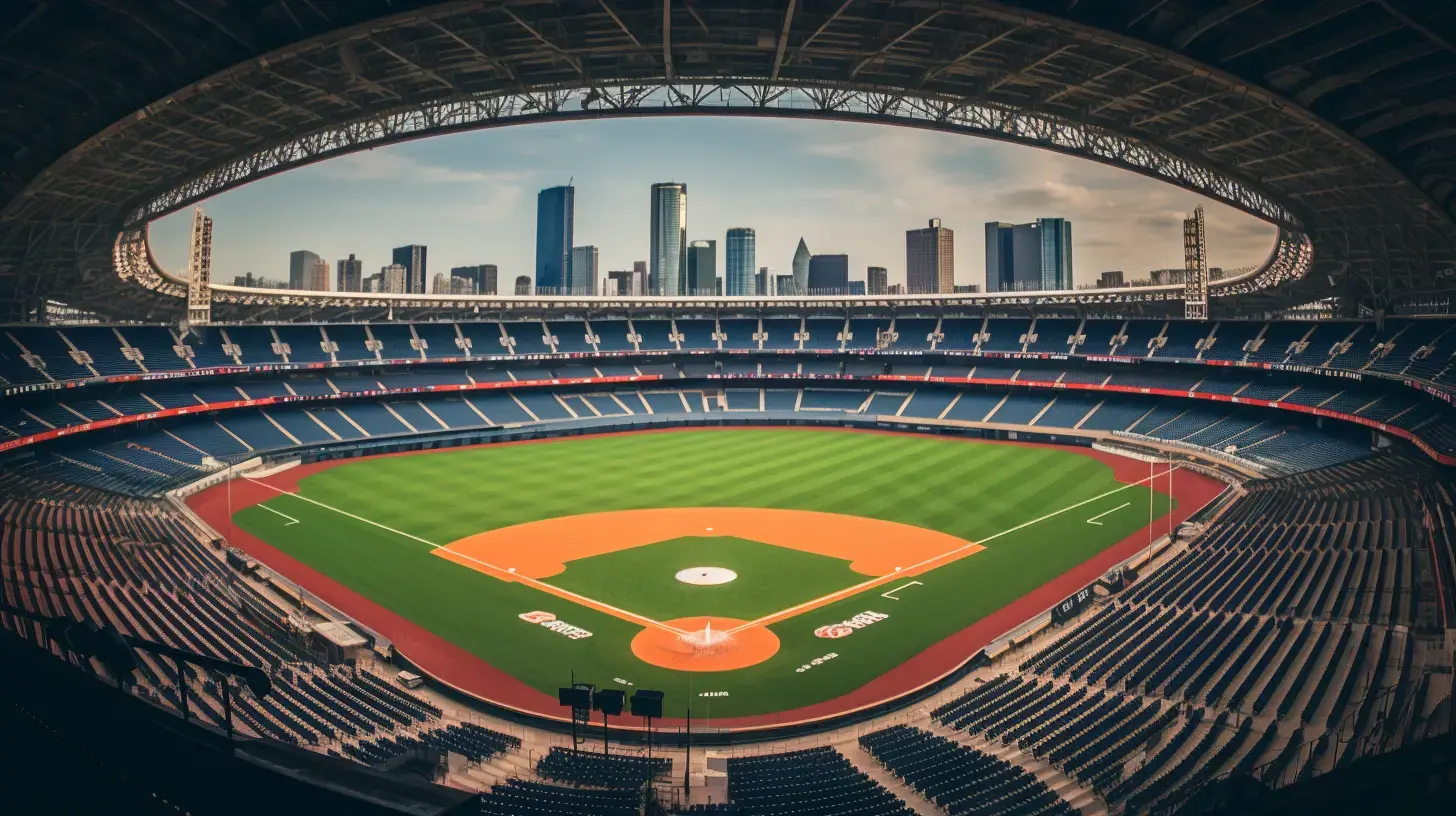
[[1217, 0, 1370, 62], [851, 10, 944, 79], [662, 0, 673, 81], [1171, 0, 1267, 50], [918, 23, 1020, 87], [770, 0, 797, 81]]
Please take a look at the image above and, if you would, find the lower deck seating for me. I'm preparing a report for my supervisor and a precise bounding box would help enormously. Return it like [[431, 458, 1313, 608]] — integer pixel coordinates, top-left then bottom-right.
[[726, 746, 914, 816]]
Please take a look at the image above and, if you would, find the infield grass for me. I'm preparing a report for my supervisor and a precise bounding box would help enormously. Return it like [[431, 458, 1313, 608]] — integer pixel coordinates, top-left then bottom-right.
[[232, 428, 1175, 718]]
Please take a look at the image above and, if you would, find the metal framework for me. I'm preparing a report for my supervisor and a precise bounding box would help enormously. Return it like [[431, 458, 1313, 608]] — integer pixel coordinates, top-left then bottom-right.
[[1184, 207, 1209, 321], [2, 0, 1453, 321], [128, 81, 1300, 230]]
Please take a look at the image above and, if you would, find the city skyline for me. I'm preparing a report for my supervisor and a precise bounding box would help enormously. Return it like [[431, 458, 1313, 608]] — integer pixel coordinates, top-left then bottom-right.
[[149, 118, 1275, 292]]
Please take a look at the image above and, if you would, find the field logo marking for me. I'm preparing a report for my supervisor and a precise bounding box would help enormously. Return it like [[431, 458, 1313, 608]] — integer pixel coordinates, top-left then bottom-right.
[[1086, 502, 1131, 526], [881, 580, 923, 600], [258, 504, 299, 526], [518, 611, 557, 624], [814, 610, 889, 638], [243, 477, 689, 636]]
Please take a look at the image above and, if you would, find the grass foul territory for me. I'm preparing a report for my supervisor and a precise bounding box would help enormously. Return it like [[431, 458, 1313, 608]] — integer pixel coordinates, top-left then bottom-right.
[[232, 428, 1174, 718]]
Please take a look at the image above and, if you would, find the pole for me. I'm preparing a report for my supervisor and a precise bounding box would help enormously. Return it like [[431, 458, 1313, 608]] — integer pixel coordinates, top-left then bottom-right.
[[1147, 457, 1154, 561], [684, 705, 692, 799], [603, 709, 609, 757], [221, 675, 234, 739], [174, 656, 189, 723]]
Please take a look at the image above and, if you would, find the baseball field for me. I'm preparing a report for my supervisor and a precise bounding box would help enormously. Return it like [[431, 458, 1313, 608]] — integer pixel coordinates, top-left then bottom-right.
[[216, 428, 1199, 722]]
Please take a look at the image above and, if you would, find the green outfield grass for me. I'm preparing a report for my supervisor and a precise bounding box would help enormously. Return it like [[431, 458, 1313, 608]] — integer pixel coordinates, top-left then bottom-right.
[[233, 428, 1174, 718]]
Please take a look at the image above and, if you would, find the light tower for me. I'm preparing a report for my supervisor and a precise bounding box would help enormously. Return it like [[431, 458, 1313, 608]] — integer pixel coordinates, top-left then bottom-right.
[[1183, 206, 1208, 320], [186, 207, 214, 325]]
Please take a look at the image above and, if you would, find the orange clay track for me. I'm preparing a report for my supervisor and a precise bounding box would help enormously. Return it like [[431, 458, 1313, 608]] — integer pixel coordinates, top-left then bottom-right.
[[432, 507, 985, 670]]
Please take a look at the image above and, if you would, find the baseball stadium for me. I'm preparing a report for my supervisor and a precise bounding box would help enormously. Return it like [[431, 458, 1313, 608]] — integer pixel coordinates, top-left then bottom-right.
[[2, 3, 1455, 816]]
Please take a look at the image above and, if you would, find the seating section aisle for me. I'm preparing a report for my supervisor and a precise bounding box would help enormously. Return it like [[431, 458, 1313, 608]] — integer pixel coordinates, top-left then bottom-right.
[[862, 725, 1077, 816], [725, 747, 915, 816]]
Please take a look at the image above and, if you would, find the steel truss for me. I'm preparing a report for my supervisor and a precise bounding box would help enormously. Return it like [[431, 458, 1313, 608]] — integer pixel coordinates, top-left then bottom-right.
[[129, 80, 1299, 230]]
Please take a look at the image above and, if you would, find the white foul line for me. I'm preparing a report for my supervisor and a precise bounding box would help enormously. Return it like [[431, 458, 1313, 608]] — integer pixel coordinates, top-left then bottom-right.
[[1086, 502, 1131, 526], [257, 504, 299, 526], [243, 478, 689, 635], [881, 580, 923, 600], [721, 466, 1176, 635]]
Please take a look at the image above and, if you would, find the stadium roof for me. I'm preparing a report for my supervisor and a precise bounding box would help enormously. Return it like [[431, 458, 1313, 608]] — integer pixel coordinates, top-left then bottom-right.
[[1, 0, 1452, 319]]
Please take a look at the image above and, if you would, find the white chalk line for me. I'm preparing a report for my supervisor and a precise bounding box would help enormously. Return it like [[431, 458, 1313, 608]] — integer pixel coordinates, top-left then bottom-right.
[[244, 477, 689, 636], [1086, 502, 1132, 526]]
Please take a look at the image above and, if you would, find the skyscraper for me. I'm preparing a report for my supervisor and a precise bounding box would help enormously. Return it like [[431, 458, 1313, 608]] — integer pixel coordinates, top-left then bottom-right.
[[288, 250, 320, 290], [650, 183, 688, 295], [867, 266, 888, 295], [985, 219, 1073, 292], [391, 245, 428, 294], [757, 266, 774, 295], [306, 257, 330, 292], [686, 240, 717, 296], [1037, 217, 1073, 291], [570, 246, 599, 295], [725, 228, 755, 297], [514, 275, 532, 296], [906, 218, 954, 294], [985, 222, 1016, 293], [632, 261, 648, 296], [790, 238, 812, 296], [336, 254, 363, 292], [807, 254, 850, 294], [431, 272, 450, 294], [381, 263, 407, 294], [535, 185, 574, 295], [450, 264, 497, 295]]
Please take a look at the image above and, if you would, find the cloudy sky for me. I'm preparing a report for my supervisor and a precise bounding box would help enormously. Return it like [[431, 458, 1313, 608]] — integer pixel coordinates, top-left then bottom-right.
[[150, 116, 1276, 291]]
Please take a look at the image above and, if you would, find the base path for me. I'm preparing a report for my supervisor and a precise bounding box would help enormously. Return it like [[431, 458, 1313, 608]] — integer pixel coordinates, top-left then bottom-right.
[[435, 506, 977, 579], [189, 426, 1226, 730]]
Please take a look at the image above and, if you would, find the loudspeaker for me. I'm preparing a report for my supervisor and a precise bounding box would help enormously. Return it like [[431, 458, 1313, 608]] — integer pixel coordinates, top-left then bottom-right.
[[630, 689, 664, 718], [558, 686, 591, 710], [594, 688, 625, 716]]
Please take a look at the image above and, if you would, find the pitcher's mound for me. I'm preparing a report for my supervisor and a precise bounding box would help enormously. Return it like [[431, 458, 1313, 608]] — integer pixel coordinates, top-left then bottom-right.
[[631, 617, 780, 672]]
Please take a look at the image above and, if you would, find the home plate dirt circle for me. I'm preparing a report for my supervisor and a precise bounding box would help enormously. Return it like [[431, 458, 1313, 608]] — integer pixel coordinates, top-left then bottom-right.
[[676, 566, 737, 586], [632, 617, 781, 672]]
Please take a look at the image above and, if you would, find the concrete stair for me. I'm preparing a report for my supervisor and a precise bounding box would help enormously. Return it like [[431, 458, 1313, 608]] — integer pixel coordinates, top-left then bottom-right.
[[837, 741, 944, 816]]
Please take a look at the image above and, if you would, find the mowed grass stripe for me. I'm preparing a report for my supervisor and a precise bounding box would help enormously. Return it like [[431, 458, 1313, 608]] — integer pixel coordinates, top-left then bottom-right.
[[234, 430, 1178, 717]]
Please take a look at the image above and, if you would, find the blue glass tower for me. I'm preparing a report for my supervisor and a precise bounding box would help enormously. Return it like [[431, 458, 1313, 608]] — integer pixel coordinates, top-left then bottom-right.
[[725, 228, 755, 296], [535, 185, 574, 295]]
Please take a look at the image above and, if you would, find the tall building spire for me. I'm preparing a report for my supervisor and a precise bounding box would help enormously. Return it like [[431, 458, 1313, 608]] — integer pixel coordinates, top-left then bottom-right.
[[791, 238, 811, 296]]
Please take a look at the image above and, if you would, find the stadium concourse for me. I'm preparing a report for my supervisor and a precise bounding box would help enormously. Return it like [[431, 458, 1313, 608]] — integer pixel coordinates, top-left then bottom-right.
[[3, 310, 1456, 815]]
